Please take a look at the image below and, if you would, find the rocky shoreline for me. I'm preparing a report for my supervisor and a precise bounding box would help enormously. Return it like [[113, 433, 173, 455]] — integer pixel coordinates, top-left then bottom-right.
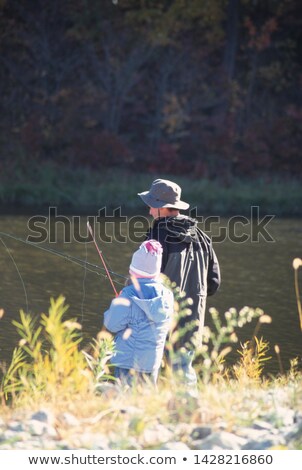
[[1, 384, 301, 450]]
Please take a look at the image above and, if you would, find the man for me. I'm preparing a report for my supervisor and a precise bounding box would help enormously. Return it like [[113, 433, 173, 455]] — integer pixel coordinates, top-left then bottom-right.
[[138, 178, 221, 386]]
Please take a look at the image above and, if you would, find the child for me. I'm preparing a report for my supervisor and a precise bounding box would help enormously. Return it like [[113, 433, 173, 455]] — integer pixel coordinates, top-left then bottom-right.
[[104, 239, 174, 385]]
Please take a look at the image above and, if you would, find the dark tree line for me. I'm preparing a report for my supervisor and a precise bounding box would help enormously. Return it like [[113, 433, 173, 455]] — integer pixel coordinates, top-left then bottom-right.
[[0, 0, 301, 180]]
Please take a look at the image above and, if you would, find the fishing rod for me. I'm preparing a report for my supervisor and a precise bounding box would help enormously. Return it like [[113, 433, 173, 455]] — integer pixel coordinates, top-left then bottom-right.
[[87, 222, 119, 297], [0, 231, 127, 284]]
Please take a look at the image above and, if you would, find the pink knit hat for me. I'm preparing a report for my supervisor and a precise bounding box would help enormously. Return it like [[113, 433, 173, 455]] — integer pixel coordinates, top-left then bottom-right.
[[129, 240, 163, 278]]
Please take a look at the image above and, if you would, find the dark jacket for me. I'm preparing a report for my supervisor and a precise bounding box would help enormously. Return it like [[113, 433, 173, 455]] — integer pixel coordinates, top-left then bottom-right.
[[146, 215, 221, 345]]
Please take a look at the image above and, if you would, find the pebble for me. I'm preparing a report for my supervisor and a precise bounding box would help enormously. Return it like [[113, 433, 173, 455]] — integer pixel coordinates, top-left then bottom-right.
[[192, 431, 248, 450], [242, 434, 286, 450], [59, 412, 80, 427], [190, 426, 212, 440], [30, 409, 55, 425], [161, 441, 191, 450]]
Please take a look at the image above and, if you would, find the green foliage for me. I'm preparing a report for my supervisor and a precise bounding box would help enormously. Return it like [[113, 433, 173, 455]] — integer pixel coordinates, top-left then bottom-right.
[[1, 166, 301, 216], [163, 280, 272, 386], [0, 347, 28, 400], [194, 307, 272, 384], [0, 296, 119, 405], [124, 0, 225, 45], [0, 291, 301, 449], [0, 0, 301, 184], [0, 297, 93, 403], [82, 331, 116, 386]]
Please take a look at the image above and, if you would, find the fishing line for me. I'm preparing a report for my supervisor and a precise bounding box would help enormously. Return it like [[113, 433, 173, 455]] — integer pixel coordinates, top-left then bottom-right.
[[81, 241, 88, 324], [100, 248, 119, 286], [0, 232, 127, 283], [0, 236, 29, 314]]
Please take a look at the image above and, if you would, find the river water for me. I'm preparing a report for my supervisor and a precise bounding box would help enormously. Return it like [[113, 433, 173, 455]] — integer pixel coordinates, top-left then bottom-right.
[[0, 213, 301, 375]]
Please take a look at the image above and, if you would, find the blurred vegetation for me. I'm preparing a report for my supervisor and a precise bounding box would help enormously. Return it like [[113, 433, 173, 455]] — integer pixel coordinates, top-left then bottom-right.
[[0, 294, 301, 451], [0, 1, 301, 212]]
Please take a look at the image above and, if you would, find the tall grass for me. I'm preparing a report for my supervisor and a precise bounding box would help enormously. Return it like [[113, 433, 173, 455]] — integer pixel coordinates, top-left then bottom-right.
[[0, 296, 94, 404], [0, 290, 294, 407], [0, 290, 301, 450], [0, 163, 301, 215], [164, 279, 274, 386], [0, 292, 268, 406], [293, 257, 302, 330]]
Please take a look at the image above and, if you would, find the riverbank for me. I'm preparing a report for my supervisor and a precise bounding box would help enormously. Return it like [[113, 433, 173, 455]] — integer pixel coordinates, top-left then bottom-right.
[[0, 298, 301, 451], [1, 292, 301, 451], [0, 377, 302, 450], [0, 164, 301, 216]]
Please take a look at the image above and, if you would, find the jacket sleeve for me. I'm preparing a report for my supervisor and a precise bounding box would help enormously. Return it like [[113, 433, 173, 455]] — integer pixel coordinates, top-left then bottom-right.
[[207, 245, 221, 296], [103, 294, 131, 333]]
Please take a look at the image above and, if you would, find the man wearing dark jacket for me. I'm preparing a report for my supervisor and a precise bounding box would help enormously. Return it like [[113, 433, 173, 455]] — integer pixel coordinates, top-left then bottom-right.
[[138, 178, 221, 387]]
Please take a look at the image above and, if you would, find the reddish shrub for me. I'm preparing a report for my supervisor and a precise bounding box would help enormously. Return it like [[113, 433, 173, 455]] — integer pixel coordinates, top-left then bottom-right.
[[72, 130, 132, 168]]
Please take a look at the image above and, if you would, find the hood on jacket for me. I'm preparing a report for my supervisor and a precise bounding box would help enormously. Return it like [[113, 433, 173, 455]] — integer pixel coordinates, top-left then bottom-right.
[[155, 215, 208, 247], [131, 295, 170, 323]]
